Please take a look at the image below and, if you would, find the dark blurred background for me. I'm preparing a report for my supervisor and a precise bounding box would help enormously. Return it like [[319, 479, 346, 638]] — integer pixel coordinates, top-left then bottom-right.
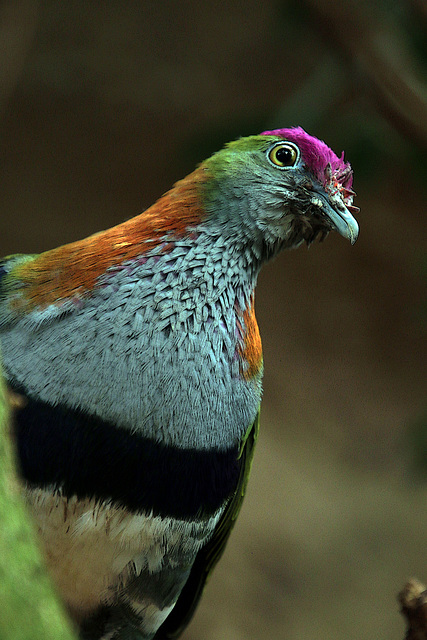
[[0, 1, 426, 638]]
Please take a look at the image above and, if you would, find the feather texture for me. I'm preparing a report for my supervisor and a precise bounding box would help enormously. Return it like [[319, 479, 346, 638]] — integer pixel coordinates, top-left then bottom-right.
[[0, 129, 358, 639]]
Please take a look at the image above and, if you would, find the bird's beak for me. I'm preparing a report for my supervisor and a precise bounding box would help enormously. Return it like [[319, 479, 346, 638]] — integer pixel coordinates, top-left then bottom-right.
[[311, 191, 359, 245]]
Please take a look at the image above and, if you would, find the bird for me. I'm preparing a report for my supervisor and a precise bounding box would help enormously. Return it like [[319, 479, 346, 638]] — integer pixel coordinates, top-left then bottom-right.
[[0, 127, 358, 639]]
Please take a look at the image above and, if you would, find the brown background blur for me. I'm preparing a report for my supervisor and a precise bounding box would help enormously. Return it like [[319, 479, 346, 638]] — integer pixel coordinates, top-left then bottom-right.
[[0, 1, 426, 638]]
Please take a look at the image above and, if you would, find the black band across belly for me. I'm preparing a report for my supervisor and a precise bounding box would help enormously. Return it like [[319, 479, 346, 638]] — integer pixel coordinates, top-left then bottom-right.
[[13, 393, 241, 520]]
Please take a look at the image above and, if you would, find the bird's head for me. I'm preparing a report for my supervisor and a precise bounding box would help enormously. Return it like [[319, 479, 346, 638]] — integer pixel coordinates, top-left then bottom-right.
[[201, 127, 359, 252]]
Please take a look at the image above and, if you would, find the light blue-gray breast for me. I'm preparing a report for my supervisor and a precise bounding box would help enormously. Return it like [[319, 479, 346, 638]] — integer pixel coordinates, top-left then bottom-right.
[[0, 237, 263, 450]]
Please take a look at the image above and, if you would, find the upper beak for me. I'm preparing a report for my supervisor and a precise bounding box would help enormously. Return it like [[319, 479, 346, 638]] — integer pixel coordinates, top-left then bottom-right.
[[313, 191, 359, 245]]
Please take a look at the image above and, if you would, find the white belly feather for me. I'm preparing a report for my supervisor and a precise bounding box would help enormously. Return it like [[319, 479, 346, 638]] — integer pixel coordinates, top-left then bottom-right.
[[24, 486, 223, 622]]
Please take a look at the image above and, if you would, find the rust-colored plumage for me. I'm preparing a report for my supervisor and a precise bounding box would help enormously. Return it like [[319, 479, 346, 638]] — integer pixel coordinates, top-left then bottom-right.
[[238, 296, 263, 380], [12, 167, 208, 311]]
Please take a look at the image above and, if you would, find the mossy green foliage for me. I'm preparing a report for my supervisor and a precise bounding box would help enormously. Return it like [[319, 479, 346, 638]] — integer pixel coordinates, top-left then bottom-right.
[[0, 369, 76, 640]]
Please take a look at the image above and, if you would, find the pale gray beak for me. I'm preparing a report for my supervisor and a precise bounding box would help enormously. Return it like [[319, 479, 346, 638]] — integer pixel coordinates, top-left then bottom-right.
[[312, 191, 359, 245]]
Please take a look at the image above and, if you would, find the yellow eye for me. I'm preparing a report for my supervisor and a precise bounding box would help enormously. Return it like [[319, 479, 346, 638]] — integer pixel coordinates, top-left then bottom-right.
[[268, 142, 299, 168]]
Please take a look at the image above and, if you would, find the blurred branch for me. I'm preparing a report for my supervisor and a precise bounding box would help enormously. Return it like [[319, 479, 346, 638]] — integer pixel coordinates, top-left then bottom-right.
[[302, 0, 427, 149], [0, 359, 77, 639], [0, 0, 38, 118], [399, 578, 427, 640]]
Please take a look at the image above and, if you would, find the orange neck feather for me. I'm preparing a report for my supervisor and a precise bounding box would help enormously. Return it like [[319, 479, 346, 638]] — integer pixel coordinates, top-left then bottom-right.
[[14, 166, 208, 310]]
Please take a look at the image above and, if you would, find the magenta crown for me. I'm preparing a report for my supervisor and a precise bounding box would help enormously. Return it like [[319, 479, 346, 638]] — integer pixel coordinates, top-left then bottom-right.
[[261, 127, 354, 198]]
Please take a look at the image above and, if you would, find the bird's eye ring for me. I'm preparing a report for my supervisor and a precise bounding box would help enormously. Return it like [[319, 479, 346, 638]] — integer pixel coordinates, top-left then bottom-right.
[[267, 142, 300, 169]]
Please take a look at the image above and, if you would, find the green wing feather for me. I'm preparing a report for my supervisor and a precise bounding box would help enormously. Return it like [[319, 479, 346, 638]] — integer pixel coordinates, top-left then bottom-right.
[[156, 410, 260, 640], [0, 254, 36, 324]]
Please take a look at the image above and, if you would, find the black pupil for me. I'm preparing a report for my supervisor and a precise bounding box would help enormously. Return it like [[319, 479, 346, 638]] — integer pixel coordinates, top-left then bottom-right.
[[276, 146, 294, 165]]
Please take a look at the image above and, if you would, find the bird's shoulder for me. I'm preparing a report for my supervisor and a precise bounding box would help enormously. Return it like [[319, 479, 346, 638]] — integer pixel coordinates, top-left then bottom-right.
[[0, 254, 39, 325], [0, 224, 137, 328]]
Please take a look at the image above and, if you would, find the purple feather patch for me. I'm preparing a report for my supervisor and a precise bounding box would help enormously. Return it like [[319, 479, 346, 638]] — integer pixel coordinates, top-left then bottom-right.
[[261, 127, 353, 192]]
